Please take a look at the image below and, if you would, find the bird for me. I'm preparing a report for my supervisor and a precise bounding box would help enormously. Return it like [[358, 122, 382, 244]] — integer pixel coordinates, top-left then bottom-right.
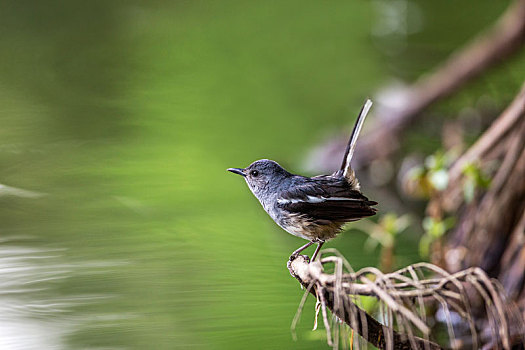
[[228, 99, 377, 261]]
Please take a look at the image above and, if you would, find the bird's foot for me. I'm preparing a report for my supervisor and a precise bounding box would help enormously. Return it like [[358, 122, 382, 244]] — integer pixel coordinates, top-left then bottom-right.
[[289, 253, 310, 263]]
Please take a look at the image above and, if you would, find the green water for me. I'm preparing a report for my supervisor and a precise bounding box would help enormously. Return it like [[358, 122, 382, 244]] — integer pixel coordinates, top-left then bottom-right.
[[0, 1, 521, 349]]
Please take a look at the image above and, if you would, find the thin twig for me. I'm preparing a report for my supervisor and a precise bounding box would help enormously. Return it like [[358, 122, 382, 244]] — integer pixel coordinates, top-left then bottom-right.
[[288, 250, 523, 349]]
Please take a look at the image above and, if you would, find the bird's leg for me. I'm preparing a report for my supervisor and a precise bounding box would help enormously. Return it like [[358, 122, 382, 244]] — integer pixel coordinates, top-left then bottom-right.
[[311, 240, 325, 261], [289, 240, 315, 261]]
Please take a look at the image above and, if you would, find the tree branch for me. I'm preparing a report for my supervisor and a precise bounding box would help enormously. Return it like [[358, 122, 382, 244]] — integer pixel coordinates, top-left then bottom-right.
[[287, 252, 524, 349], [306, 0, 525, 173], [287, 255, 443, 350]]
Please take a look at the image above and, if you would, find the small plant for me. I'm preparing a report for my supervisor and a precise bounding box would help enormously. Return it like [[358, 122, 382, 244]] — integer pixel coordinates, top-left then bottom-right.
[[461, 161, 491, 203], [356, 213, 411, 272], [419, 216, 455, 258], [404, 150, 455, 198]]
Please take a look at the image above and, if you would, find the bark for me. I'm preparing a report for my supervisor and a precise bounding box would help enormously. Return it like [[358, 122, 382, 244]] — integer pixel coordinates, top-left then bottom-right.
[[427, 82, 525, 336]]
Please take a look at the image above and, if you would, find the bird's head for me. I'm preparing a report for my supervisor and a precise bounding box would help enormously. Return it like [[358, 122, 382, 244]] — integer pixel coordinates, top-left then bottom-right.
[[227, 159, 290, 196]]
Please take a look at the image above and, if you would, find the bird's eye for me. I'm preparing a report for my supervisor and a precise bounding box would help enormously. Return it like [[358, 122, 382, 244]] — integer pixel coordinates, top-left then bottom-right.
[[250, 170, 259, 177]]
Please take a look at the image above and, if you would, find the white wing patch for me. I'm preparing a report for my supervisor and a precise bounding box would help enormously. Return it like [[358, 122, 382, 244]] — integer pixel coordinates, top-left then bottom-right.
[[277, 196, 361, 205]]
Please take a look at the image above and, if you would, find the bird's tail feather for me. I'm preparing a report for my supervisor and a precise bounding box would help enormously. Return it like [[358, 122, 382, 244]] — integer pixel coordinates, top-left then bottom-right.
[[340, 99, 373, 179]]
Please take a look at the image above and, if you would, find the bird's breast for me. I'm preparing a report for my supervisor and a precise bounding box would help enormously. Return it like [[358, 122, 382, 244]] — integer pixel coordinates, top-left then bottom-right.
[[275, 208, 343, 241], [256, 193, 344, 241]]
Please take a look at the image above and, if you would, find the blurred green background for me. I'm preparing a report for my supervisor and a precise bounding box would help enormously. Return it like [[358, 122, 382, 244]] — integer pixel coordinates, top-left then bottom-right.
[[0, 1, 522, 349]]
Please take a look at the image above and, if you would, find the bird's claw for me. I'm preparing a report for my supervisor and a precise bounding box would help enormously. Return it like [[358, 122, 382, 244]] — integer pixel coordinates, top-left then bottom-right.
[[289, 253, 310, 263]]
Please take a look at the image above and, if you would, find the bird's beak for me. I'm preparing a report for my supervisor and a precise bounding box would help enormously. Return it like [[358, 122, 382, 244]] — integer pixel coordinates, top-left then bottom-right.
[[227, 168, 246, 177]]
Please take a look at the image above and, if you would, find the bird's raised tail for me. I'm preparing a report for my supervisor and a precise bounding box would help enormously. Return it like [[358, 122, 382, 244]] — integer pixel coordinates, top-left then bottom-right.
[[340, 99, 373, 180]]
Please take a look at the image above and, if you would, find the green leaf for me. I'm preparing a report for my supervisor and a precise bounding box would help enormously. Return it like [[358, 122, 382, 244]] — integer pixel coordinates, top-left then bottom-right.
[[463, 178, 475, 203], [419, 234, 432, 258]]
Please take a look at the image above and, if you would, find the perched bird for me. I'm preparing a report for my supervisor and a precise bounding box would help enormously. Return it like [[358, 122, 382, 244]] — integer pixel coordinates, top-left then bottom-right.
[[228, 99, 377, 261]]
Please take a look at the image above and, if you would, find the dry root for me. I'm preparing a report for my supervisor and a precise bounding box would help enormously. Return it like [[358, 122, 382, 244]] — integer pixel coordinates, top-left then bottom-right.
[[288, 249, 524, 350]]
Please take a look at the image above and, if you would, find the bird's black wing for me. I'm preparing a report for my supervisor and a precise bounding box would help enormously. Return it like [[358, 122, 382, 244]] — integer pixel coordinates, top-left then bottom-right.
[[277, 177, 377, 222]]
